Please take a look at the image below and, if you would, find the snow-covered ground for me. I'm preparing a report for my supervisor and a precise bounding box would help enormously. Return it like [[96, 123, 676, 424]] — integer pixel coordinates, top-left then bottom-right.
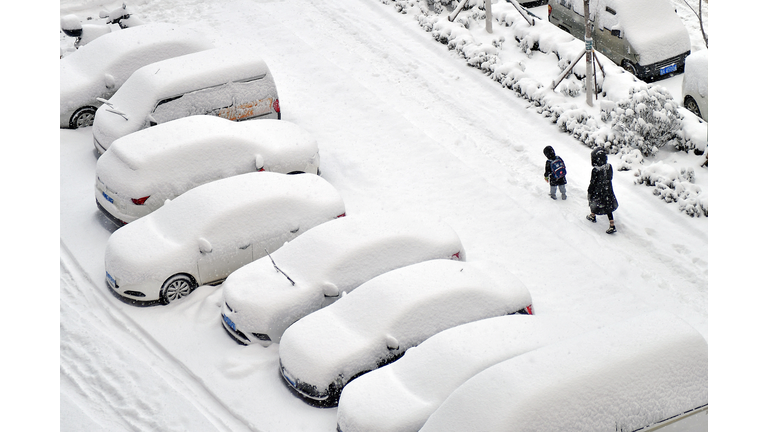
[[12, 0, 752, 429]]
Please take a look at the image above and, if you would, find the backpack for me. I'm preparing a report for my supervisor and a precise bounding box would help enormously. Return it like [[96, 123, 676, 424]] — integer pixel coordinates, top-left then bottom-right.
[[550, 156, 566, 180]]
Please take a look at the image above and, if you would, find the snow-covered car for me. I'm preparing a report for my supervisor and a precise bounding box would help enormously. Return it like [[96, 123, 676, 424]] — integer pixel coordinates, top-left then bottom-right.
[[278, 259, 534, 406], [92, 47, 280, 153], [682, 49, 708, 121], [60, 23, 211, 129], [95, 116, 320, 226], [548, 0, 691, 81], [104, 172, 346, 305], [336, 315, 599, 432], [220, 214, 466, 346], [418, 311, 708, 432]]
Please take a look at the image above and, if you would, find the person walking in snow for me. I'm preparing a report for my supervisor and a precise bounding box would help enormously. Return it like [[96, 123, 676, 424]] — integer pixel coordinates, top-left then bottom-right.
[[586, 148, 618, 234], [543, 146, 567, 200]]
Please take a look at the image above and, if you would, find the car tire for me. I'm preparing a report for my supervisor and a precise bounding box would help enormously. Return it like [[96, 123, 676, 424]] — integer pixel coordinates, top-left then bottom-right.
[[684, 95, 702, 118], [621, 60, 638, 77], [160, 274, 197, 305], [70, 106, 97, 129]]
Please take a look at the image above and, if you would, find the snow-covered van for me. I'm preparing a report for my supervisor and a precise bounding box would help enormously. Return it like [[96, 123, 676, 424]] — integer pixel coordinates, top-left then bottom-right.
[[547, 0, 691, 81], [92, 47, 281, 153]]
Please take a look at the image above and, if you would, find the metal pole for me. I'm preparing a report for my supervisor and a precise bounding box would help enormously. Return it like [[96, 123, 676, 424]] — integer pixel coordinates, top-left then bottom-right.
[[583, 0, 593, 106], [486, 0, 493, 33]]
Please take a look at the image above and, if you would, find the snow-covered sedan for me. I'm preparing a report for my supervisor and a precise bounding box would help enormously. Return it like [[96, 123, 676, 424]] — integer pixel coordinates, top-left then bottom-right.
[[220, 214, 466, 346], [60, 23, 211, 129], [682, 49, 708, 122], [104, 172, 345, 305], [277, 259, 533, 406], [95, 116, 320, 226], [418, 311, 708, 432], [336, 315, 599, 432]]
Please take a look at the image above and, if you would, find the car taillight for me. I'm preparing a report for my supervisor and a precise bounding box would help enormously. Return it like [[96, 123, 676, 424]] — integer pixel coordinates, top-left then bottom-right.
[[525, 304, 534, 315], [131, 196, 150, 205], [336, 212, 346, 218], [273, 98, 280, 114], [547, 5, 551, 17], [451, 251, 461, 260]]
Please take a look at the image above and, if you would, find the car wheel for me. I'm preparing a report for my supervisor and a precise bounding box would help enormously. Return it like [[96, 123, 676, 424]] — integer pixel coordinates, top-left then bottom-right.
[[684, 96, 702, 118], [160, 274, 197, 304], [70, 106, 97, 129], [621, 60, 638, 77]]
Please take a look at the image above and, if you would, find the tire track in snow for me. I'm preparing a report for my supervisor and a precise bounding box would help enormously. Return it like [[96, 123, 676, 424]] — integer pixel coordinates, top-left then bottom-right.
[[60, 241, 259, 432]]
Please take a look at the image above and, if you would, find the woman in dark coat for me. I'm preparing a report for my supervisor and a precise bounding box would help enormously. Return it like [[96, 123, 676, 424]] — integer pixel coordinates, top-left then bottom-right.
[[587, 148, 618, 234]]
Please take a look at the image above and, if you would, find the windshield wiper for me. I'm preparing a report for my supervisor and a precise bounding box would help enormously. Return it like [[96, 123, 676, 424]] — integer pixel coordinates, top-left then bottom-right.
[[96, 97, 113, 107], [265, 249, 295, 286], [105, 107, 128, 121]]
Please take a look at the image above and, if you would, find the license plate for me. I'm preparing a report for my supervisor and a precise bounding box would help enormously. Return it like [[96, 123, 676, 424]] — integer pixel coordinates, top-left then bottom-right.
[[660, 64, 677, 75], [106, 271, 116, 288], [222, 314, 237, 332], [101, 191, 114, 204]]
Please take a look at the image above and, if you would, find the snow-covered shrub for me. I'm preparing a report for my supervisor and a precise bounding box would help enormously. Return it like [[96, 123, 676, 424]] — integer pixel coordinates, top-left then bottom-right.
[[634, 163, 706, 217], [606, 86, 683, 157], [617, 148, 643, 171]]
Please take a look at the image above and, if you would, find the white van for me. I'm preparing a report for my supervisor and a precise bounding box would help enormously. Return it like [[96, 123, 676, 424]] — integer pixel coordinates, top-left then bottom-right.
[[547, 0, 691, 81], [92, 47, 281, 153]]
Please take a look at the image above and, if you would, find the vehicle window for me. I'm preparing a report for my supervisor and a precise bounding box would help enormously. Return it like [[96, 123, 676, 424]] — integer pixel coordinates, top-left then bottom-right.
[[151, 84, 235, 125], [214, 76, 276, 121], [605, 6, 616, 15]]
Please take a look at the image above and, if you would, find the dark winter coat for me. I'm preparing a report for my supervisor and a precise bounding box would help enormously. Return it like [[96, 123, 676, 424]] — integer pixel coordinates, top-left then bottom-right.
[[543, 146, 567, 186], [587, 149, 618, 215]]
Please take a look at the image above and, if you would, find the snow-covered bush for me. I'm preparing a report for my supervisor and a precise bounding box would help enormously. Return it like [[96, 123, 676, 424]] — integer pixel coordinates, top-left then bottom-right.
[[634, 162, 707, 217], [604, 86, 683, 157]]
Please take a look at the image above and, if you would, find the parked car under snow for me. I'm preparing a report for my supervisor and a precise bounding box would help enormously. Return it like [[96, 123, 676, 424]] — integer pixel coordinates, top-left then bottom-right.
[[220, 214, 466, 346], [95, 116, 320, 226], [60, 23, 211, 129], [418, 311, 708, 432], [92, 46, 280, 153], [278, 259, 533, 406], [336, 315, 600, 432], [103, 172, 345, 305], [682, 49, 708, 121]]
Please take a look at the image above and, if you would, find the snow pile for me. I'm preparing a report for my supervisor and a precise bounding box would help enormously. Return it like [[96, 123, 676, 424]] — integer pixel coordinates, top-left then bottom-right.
[[278, 260, 532, 404], [378, 0, 708, 216], [336, 315, 600, 432], [419, 310, 708, 432], [634, 162, 707, 217]]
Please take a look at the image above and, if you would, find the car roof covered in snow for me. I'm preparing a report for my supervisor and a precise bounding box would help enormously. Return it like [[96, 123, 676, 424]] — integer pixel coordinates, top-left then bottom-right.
[[419, 310, 708, 432], [221, 213, 466, 340], [683, 49, 708, 98], [336, 315, 602, 432], [106, 46, 274, 116], [278, 259, 532, 394], [96, 116, 318, 196], [60, 23, 212, 111]]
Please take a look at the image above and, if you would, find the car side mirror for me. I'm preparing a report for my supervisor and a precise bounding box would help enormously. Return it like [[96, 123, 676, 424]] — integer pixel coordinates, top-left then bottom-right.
[[385, 335, 399, 351], [105, 73, 116, 90], [322, 282, 339, 298], [198, 238, 212, 254], [148, 114, 157, 127], [255, 154, 265, 171]]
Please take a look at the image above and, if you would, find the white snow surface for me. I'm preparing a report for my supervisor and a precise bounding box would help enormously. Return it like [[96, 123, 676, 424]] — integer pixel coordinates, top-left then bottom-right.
[[278, 259, 532, 395], [683, 49, 708, 99], [221, 213, 464, 345], [51, 0, 719, 431], [336, 314, 603, 432], [418, 310, 708, 432]]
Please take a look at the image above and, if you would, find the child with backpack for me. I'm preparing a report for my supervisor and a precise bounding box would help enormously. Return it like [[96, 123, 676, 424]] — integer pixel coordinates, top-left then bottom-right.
[[543, 146, 567, 200]]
